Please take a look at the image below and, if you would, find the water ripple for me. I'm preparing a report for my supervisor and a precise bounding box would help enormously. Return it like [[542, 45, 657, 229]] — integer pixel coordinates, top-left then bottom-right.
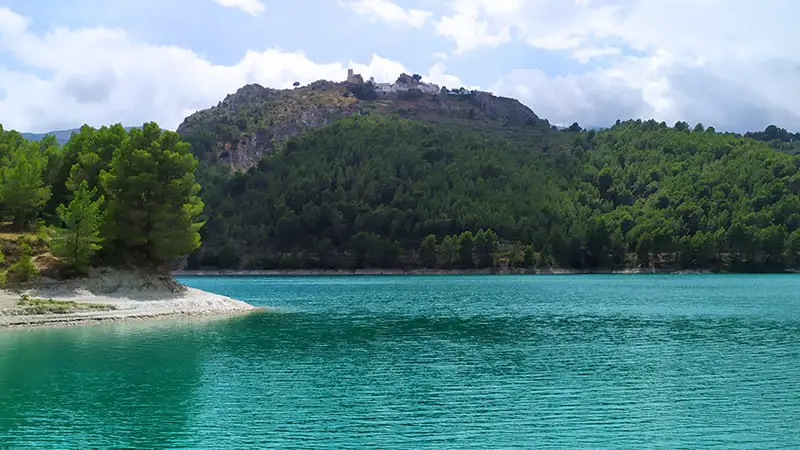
[[0, 275, 798, 448]]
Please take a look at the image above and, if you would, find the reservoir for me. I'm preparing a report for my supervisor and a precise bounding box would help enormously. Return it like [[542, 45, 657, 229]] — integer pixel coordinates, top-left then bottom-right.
[[1, 275, 798, 448]]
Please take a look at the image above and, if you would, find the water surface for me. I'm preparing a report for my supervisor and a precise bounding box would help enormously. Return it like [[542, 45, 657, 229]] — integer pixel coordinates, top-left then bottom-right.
[[1, 275, 799, 448]]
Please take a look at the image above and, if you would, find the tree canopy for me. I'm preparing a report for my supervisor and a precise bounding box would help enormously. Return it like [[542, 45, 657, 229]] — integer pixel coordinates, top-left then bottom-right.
[[52, 181, 105, 274], [3, 114, 798, 274], [0, 123, 204, 272], [191, 115, 800, 272]]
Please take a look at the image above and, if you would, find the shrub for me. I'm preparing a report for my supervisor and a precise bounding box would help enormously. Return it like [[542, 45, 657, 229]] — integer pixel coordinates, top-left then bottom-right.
[[7, 243, 39, 283], [16, 295, 116, 315], [347, 83, 378, 100]]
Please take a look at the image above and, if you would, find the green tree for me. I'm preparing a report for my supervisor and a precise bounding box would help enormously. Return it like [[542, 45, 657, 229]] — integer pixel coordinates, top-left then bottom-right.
[[99, 123, 204, 266], [538, 245, 554, 268], [474, 229, 498, 268], [596, 166, 614, 197], [216, 242, 242, 270], [508, 244, 524, 268], [523, 245, 535, 268], [52, 181, 105, 274], [458, 231, 474, 268], [785, 229, 800, 267], [0, 143, 51, 229], [438, 235, 459, 269], [567, 122, 582, 132], [379, 240, 402, 267], [349, 231, 377, 268], [7, 243, 38, 283], [66, 124, 127, 195], [181, 114, 800, 272], [419, 234, 438, 268]]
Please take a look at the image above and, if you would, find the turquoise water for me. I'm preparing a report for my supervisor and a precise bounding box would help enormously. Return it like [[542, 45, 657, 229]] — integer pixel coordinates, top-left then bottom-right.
[[1, 275, 799, 448]]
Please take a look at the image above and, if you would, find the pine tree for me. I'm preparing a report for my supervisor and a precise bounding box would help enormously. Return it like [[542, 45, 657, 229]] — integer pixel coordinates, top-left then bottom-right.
[[99, 123, 204, 266], [52, 181, 105, 274], [419, 235, 438, 268], [458, 231, 474, 268], [0, 142, 51, 229], [7, 243, 38, 283], [438, 235, 459, 269], [474, 229, 498, 268], [785, 229, 800, 267], [523, 245, 535, 268]]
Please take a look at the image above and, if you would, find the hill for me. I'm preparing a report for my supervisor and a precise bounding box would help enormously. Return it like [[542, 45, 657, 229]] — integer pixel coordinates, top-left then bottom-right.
[[177, 72, 548, 171], [21, 129, 80, 145], [189, 116, 800, 272], [7, 72, 799, 274], [20, 126, 140, 146]]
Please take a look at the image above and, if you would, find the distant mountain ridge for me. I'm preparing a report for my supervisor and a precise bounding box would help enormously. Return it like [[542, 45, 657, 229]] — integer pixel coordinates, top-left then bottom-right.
[[21, 126, 139, 146], [21, 129, 80, 145]]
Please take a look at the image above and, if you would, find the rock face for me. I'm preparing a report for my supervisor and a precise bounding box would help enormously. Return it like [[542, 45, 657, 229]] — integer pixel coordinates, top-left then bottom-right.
[[467, 92, 538, 125], [177, 76, 544, 171], [177, 82, 360, 170]]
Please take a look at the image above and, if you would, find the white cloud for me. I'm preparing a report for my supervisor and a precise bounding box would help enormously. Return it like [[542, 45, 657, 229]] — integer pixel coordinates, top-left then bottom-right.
[[570, 47, 622, 64], [341, 0, 431, 28], [0, 7, 28, 34], [424, 62, 475, 90], [1, 2, 797, 135], [492, 66, 653, 128], [213, 0, 266, 16], [434, 0, 514, 54], [0, 7, 463, 132], [440, 0, 800, 131], [435, 11, 510, 54]]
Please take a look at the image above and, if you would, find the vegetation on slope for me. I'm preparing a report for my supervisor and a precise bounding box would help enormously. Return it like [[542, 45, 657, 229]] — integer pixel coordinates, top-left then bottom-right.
[[745, 124, 800, 156], [0, 123, 204, 282], [191, 115, 800, 272], [10, 295, 116, 315], [5, 84, 800, 275]]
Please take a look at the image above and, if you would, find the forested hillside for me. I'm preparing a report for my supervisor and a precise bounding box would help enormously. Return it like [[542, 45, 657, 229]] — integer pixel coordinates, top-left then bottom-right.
[[745, 124, 800, 156], [191, 116, 800, 272], [6, 99, 800, 274]]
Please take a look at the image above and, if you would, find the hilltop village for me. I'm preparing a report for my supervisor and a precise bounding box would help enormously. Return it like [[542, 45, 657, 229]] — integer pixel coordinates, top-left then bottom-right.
[[343, 69, 493, 99]]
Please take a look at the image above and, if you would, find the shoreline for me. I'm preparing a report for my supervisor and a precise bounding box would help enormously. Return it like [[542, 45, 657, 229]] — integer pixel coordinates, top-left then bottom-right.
[[173, 267, 726, 276], [0, 307, 261, 330], [4, 266, 794, 329], [0, 268, 261, 329], [174, 267, 798, 276]]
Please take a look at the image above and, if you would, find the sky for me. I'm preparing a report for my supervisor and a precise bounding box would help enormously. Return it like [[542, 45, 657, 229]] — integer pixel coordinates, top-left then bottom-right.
[[0, 0, 798, 133]]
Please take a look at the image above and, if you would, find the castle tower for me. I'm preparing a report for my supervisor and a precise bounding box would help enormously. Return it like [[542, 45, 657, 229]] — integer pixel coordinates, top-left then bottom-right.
[[346, 68, 364, 84]]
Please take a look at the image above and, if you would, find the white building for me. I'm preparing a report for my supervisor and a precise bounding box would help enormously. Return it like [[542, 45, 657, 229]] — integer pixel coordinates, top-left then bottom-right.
[[418, 83, 440, 94], [354, 69, 443, 98]]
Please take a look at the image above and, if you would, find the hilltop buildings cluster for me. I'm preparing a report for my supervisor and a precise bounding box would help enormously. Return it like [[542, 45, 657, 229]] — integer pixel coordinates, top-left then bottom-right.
[[345, 69, 492, 98]]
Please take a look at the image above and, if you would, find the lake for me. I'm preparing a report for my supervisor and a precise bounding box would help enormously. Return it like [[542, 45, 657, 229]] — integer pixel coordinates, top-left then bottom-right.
[[1, 275, 799, 448]]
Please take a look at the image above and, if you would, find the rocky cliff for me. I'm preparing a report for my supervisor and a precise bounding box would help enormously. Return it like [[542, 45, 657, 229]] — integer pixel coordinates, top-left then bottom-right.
[[177, 77, 546, 171]]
